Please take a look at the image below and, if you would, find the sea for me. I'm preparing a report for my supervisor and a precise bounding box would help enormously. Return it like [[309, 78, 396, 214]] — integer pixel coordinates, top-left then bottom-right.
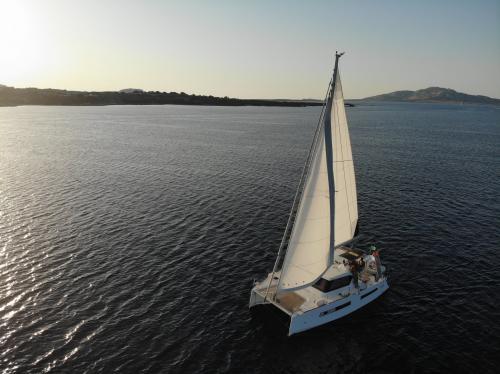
[[0, 102, 499, 373]]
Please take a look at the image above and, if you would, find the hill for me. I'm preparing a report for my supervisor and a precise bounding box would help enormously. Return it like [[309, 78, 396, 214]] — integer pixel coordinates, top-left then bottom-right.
[[363, 87, 500, 105], [0, 85, 322, 107]]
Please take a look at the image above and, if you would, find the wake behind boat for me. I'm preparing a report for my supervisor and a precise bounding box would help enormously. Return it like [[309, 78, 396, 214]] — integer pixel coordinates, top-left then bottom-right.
[[249, 52, 389, 336]]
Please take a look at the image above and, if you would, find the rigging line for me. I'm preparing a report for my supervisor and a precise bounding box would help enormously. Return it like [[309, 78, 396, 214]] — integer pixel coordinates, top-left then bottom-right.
[[263, 75, 334, 302], [334, 72, 354, 238]]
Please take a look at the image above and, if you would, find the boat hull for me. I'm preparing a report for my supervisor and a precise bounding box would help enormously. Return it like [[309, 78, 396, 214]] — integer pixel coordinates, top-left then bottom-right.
[[249, 278, 389, 336], [288, 279, 389, 335]]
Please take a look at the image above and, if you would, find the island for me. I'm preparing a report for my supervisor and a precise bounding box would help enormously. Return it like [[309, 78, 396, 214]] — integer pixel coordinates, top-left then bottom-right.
[[362, 87, 500, 105], [0, 85, 322, 107]]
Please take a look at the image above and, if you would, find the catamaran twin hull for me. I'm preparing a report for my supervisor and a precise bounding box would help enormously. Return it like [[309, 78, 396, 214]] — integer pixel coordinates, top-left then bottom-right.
[[250, 247, 389, 336], [250, 283, 389, 336]]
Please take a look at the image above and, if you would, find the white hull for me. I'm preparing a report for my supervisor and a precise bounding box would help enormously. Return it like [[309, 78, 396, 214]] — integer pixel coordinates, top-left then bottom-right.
[[287, 279, 388, 335], [250, 267, 389, 336]]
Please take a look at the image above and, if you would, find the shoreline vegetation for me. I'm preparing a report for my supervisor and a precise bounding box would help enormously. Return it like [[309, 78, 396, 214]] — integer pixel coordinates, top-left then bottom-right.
[[0, 85, 498, 107], [0, 85, 322, 108]]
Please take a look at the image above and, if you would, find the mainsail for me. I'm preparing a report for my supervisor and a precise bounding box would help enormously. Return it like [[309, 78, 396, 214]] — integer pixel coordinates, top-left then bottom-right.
[[278, 58, 358, 291]]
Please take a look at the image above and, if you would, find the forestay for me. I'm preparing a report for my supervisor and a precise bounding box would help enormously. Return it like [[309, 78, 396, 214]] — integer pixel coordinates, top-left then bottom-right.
[[278, 68, 358, 291]]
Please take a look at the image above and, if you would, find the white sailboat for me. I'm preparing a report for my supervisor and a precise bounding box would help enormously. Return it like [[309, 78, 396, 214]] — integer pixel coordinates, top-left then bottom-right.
[[249, 52, 389, 336]]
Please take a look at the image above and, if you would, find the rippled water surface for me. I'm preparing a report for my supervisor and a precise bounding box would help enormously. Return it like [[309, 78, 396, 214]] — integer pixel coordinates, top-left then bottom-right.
[[0, 103, 499, 373]]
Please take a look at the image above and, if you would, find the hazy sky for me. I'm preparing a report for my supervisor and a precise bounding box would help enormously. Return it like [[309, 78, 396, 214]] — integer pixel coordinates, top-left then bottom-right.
[[1, 0, 499, 99]]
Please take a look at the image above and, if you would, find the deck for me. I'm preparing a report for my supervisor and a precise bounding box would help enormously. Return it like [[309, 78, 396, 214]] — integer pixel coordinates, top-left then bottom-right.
[[254, 285, 306, 314]]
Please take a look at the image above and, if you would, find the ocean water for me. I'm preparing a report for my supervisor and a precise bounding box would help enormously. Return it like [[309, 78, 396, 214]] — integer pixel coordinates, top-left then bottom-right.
[[0, 103, 499, 374]]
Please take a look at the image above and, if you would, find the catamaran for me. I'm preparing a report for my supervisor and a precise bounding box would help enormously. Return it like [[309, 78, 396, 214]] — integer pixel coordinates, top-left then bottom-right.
[[249, 52, 389, 336]]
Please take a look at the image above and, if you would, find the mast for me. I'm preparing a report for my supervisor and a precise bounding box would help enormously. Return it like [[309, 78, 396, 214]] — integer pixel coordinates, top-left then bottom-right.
[[323, 51, 344, 265], [263, 52, 344, 300], [332, 52, 344, 92]]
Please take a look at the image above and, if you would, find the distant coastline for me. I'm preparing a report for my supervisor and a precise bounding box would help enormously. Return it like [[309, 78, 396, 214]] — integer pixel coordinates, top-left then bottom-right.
[[1, 84, 498, 107], [0, 85, 322, 108], [362, 87, 500, 105]]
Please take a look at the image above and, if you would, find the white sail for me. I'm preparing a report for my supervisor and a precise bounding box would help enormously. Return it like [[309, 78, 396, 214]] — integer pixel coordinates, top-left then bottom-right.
[[278, 123, 331, 290], [278, 69, 358, 291], [332, 72, 358, 246]]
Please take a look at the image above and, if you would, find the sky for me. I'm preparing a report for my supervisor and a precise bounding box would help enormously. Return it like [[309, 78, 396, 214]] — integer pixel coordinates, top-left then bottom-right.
[[0, 0, 499, 99]]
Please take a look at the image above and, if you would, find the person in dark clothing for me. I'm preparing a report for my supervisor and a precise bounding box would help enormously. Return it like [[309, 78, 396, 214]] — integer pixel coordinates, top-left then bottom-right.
[[350, 261, 359, 289], [371, 246, 382, 281]]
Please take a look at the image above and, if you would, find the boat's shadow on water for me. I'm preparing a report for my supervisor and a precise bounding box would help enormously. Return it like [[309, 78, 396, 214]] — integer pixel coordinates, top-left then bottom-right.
[[249, 304, 290, 336]]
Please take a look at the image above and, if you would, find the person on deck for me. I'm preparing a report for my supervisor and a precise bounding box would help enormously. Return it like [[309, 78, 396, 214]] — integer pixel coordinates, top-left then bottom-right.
[[370, 245, 382, 281], [350, 261, 359, 290]]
